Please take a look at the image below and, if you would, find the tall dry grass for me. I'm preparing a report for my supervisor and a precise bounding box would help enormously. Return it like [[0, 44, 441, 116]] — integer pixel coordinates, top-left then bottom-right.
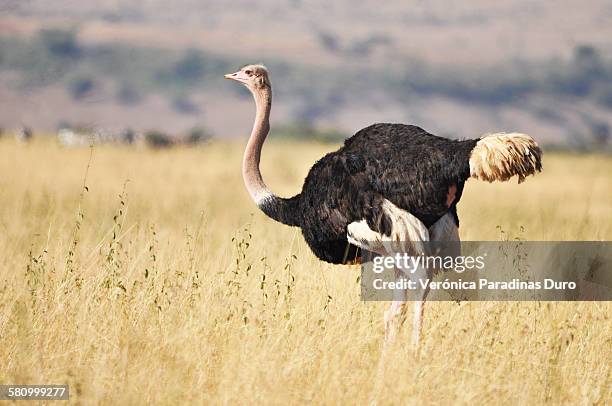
[[0, 137, 610, 404]]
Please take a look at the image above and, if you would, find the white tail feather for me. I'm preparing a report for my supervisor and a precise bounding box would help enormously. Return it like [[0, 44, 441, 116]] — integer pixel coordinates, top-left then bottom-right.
[[469, 132, 542, 183]]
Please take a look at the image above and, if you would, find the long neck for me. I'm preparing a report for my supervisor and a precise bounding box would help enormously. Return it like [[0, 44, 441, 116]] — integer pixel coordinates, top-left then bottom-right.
[[243, 86, 301, 227]]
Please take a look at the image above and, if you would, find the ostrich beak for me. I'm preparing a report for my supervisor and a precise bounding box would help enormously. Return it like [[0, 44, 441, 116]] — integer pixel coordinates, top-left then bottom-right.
[[224, 71, 247, 83]]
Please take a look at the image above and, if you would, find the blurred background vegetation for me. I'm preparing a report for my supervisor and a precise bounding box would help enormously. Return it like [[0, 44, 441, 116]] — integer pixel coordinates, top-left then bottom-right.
[[0, 1, 611, 149]]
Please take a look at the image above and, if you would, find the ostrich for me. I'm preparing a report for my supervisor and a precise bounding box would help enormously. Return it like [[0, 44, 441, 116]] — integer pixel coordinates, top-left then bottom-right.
[[224, 64, 542, 346]]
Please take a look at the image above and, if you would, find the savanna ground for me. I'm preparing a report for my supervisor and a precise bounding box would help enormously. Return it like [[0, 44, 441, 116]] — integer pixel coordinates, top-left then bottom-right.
[[0, 137, 611, 404]]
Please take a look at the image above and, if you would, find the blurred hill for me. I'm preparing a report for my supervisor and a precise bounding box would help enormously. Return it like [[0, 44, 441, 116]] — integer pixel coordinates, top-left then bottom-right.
[[1, 0, 612, 147]]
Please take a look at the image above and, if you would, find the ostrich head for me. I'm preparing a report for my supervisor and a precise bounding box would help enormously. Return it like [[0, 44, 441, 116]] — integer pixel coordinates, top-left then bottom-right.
[[224, 64, 270, 91]]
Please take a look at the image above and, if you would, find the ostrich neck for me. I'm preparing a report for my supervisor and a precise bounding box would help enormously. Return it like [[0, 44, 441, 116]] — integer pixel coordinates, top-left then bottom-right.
[[243, 86, 272, 203], [242, 86, 301, 227]]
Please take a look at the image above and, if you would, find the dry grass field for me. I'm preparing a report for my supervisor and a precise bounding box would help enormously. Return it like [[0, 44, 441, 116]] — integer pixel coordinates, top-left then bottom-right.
[[0, 137, 611, 404]]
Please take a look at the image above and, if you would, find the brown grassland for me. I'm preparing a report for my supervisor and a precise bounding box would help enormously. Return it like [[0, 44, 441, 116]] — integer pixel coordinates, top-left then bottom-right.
[[0, 137, 611, 404]]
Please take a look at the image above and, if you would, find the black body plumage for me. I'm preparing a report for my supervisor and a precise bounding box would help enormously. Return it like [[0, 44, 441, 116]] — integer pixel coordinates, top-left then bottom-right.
[[259, 123, 479, 264]]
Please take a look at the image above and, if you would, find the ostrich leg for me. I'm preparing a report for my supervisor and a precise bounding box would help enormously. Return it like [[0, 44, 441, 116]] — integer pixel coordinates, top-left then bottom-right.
[[383, 212, 460, 347], [409, 262, 431, 347], [383, 265, 430, 347], [383, 275, 407, 344], [347, 199, 430, 348]]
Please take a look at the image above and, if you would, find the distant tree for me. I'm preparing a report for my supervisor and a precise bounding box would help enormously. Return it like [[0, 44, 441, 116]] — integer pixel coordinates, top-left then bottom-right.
[[68, 76, 94, 99], [121, 128, 136, 144], [574, 45, 601, 67], [38, 28, 80, 58], [186, 127, 212, 144], [575, 45, 605, 78], [144, 130, 173, 148], [566, 45, 606, 96]]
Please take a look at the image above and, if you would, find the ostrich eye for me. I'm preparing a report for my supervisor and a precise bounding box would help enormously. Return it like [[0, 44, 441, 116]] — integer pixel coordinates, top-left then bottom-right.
[[244, 70, 252, 76]]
